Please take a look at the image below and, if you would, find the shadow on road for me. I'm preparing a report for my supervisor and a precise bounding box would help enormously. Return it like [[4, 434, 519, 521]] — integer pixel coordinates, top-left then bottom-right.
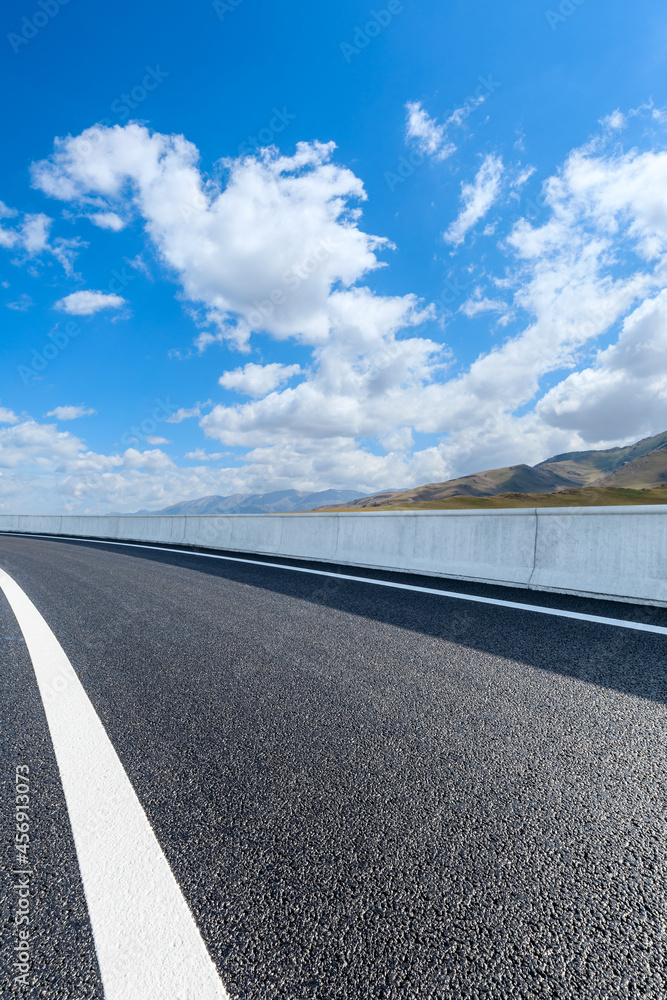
[[7, 534, 667, 706]]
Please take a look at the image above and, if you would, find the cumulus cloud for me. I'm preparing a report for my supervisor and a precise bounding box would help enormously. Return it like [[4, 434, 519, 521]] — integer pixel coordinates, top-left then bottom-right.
[[444, 154, 504, 246], [416, 128, 667, 469], [536, 289, 667, 442], [0, 407, 18, 424], [88, 211, 125, 231], [219, 362, 302, 397], [19, 214, 51, 253], [32, 125, 398, 347], [45, 405, 96, 420], [118, 448, 175, 472], [526, 145, 667, 262], [199, 122, 667, 481], [0, 420, 85, 470], [201, 289, 439, 448], [379, 426, 414, 453], [11, 113, 667, 512], [0, 203, 82, 274], [0, 417, 182, 513], [54, 290, 126, 315], [0, 415, 258, 513]]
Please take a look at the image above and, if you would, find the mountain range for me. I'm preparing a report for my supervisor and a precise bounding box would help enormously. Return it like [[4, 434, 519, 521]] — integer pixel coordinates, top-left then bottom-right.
[[115, 431, 667, 516], [314, 430, 667, 510], [117, 488, 365, 516]]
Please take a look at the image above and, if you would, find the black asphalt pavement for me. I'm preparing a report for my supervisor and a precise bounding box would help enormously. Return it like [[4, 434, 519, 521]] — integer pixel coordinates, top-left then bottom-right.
[[2, 533, 667, 999]]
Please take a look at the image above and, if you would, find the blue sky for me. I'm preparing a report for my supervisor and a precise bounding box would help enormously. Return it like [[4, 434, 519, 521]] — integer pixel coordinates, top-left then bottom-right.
[[2, 0, 667, 512]]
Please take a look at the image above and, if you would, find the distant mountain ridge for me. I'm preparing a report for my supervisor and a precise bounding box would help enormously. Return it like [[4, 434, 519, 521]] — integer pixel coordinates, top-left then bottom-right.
[[315, 431, 667, 511], [538, 429, 667, 471], [115, 488, 365, 516], [112, 431, 667, 516]]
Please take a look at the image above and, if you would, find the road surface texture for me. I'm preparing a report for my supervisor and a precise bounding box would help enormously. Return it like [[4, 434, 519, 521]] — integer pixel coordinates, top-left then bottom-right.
[[1, 532, 667, 999]]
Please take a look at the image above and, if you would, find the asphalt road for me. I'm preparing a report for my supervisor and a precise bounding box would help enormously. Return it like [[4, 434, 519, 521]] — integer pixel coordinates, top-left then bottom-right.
[[1, 533, 667, 1000]]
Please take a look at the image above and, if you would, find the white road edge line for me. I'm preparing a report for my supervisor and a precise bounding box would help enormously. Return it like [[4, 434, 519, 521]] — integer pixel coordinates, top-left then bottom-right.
[[0, 566, 230, 1000], [3, 531, 667, 637]]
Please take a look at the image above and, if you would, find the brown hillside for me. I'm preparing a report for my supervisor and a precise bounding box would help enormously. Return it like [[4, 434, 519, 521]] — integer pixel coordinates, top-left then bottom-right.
[[321, 463, 583, 511], [590, 447, 667, 489], [314, 484, 667, 512], [313, 430, 667, 512], [536, 429, 667, 475]]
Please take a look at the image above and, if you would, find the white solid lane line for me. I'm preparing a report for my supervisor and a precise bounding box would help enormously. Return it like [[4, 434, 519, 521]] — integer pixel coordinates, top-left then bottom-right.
[[0, 567, 230, 1000], [3, 531, 667, 637]]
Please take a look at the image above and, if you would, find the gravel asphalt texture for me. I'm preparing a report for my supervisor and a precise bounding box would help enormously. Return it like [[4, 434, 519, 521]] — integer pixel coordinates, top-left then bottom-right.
[[1, 533, 667, 999]]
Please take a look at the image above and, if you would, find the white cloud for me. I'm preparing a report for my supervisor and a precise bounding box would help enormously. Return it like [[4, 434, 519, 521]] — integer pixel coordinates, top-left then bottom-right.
[[0, 201, 17, 220], [512, 165, 536, 188], [195, 123, 667, 482], [165, 403, 209, 423], [601, 109, 626, 131], [536, 289, 667, 442], [184, 449, 225, 461], [127, 254, 152, 278], [404, 102, 456, 161], [8, 112, 667, 513], [119, 448, 175, 472], [0, 416, 245, 513], [532, 145, 667, 261], [419, 128, 667, 468], [444, 154, 504, 246], [405, 97, 484, 161], [219, 362, 302, 397], [32, 125, 396, 348], [45, 405, 96, 420], [0, 419, 173, 473], [192, 327, 250, 354], [459, 295, 511, 321], [54, 290, 126, 315], [0, 407, 18, 424], [88, 211, 125, 231], [7, 293, 33, 311], [379, 426, 414, 453], [0, 420, 86, 470], [200, 289, 438, 448], [0, 204, 82, 274], [146, 435, 171, 445], [20, 214, 51, 253]]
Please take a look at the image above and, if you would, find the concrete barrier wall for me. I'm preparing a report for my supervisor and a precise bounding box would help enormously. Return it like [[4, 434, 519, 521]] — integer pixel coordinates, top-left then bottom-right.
[[1, 506, 666, 606]]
